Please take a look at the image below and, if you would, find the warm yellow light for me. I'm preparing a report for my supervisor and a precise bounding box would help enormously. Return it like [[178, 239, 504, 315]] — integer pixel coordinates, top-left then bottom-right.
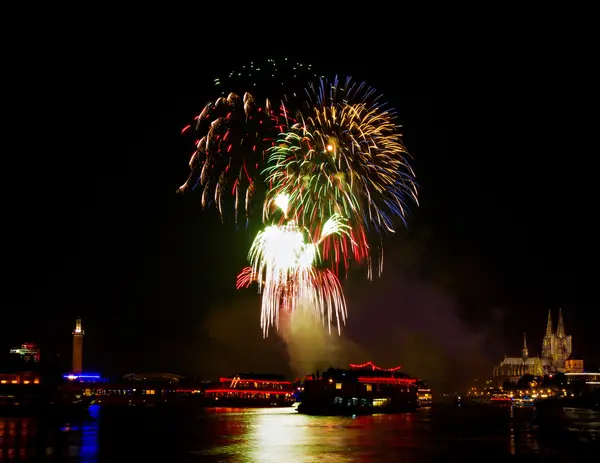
[[274, 193, 290, 216], [23, 380, 29, 384], [34, 379, 40, 384], [326, 144, 334, 152], [11, 380, 18, 384], [0, 380, 6, 384]]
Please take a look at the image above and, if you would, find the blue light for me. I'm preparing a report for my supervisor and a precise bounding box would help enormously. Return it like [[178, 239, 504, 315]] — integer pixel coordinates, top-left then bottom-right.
[[63, 373, 103, 381], [80, 408, 100, 462]]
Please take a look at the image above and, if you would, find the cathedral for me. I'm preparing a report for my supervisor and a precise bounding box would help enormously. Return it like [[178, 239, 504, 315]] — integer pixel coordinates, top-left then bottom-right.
[[493, 309, 581, 386]]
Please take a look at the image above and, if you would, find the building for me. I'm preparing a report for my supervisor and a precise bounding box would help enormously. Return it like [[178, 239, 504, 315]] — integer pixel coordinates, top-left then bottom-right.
[[493, 309, 583, 386], [565, 359, 584, 373], [122, 373, 186, 384], [72, 317, 84, 374], [565, 372, 600, 394], [0, 372, 41, 385], [541, 308, 572, 368], [299, 361, 419, 414], [9, 343, 40, 363]]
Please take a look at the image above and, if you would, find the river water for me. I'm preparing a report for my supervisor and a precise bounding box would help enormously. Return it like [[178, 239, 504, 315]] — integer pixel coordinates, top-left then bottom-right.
[[0, 403, 598, 461]]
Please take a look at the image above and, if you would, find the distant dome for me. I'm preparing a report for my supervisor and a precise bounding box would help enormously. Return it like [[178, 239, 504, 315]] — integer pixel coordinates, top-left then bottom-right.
[[122, 372, 185, 383]]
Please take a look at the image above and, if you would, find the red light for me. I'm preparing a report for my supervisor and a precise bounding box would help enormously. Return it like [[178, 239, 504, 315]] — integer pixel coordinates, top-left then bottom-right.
[[205, 389, 290, 395], [218, 378, 291, 385], [349, 361, 402, 372], [357, 377, 416, 385]]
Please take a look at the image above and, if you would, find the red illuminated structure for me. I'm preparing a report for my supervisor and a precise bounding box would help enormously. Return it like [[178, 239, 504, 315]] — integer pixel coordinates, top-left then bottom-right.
[[9, 343, 40, 363], [349, 361, 403, 372], [204, 374, 295, 407], [72, 317, 84, 374], [299, 361, 418, 415]]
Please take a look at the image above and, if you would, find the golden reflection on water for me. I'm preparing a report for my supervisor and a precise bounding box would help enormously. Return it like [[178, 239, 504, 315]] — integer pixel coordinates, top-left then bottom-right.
[[196, 405, 595, 461], [1, 405, 597, 461], [0, 418, 37, 461], [198, 407, 433, 462]]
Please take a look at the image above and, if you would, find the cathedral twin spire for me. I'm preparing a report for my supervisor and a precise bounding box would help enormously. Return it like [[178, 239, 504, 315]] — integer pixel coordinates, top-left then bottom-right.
[[556, 308, 565, 337], [546, 308, 565, 337], [546, 309, 553, 335], [521, 332, 528, 360]]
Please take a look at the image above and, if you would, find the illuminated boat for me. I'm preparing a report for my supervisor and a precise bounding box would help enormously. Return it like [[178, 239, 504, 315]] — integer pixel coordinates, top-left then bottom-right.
[[298, 362, 419, 416], [203, 374, 295, 407], [488, 392, 513, 405], [513, 395, 535, 407], [417, 382, 433, 406]]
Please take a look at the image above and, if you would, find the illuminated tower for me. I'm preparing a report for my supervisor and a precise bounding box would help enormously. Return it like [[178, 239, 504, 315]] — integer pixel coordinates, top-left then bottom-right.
[[72, 317, 84, 374], [521, 333, 528, 361], [541, 309, 553, 359], [552, 308, 572, 370], [556, 308, 565, 337]]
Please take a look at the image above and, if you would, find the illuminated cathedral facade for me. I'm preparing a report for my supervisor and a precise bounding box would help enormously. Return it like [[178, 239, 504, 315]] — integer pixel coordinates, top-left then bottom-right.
[[493, 309, 582, 386]]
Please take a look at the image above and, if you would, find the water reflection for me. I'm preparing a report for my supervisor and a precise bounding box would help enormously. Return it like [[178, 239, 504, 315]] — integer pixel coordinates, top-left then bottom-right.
[[0, 404, 597, 461], [79, 405, 100, 463], [0, 418, 36, 461], [194, 405, 598, 461], [0, 407, 99, 462]]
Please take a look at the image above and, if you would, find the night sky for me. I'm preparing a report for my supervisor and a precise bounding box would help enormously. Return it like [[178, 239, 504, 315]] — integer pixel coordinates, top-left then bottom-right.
[[3, 29, 596, 390]]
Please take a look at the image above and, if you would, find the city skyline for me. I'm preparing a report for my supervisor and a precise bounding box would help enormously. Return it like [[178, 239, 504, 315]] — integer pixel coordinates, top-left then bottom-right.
[[2, 307, 597, 385], [3, 44, 597, 389]]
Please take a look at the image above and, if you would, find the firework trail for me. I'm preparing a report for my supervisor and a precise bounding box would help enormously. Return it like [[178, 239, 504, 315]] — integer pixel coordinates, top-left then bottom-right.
[[178, 59, 319, 225], [264, 77, 418, 278], [237, 194, 350, 337], [177, 91, 270, 224], [178, 62, 419, 336]]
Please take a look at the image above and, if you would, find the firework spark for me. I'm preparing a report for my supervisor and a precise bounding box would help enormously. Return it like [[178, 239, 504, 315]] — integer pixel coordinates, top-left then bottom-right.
[[177, 59, 319, 225], [177, 92, 273, 224], [179, 68, 419, 336], [238, 194, 350, 336], [263, 78, 418, 278]]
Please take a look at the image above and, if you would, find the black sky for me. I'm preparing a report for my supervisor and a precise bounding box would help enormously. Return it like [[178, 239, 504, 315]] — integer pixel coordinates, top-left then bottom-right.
[[2, 26, 597, 388]]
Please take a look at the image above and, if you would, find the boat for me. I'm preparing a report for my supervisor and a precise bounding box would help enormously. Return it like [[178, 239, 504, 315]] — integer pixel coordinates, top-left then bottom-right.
[[417, 382, 433, 407], [489, 393, 513, 405], [297, 362, 419, 416], [513, 395, 536, 407], [203, 374, 295, 407]]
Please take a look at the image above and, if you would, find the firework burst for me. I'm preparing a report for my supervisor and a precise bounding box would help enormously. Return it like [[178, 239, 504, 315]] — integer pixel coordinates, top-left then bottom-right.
[[178, 67, 419, 336], [178, 91, 272, 224], [263, 77, 418, 278], [237, 194, 350, 337], [177, 59, 319, 225]]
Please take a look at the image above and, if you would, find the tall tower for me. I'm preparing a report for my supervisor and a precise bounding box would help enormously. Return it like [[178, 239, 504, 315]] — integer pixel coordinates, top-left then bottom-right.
[[552, 308, 572, 371], [72, 317, 84, 374], [541, 309, 553, 359], [521, 332, 529, 361], [556, 308, 565, 337]]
